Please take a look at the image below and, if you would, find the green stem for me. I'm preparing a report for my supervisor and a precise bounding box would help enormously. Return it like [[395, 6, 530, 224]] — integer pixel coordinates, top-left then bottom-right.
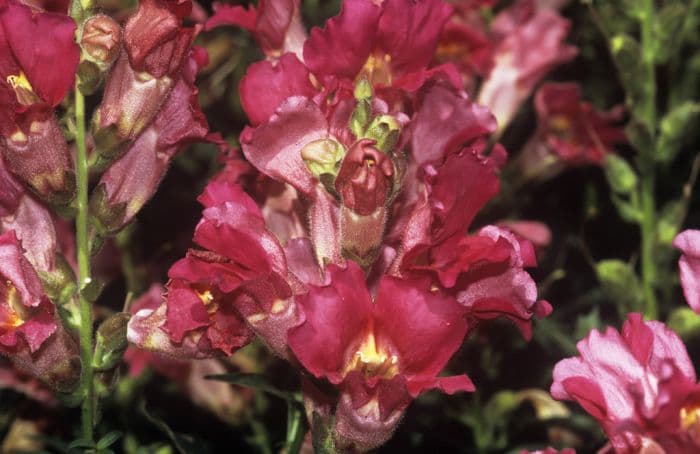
[[75, 83, 95, 442], [638, 0, 658, 319], [639, 166, 657, 319]]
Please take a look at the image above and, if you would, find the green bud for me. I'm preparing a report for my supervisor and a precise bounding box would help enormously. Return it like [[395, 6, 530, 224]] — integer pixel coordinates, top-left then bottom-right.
[[603, 154, 638, 194], [595, 259, 643, 318], [364, 115, 401, 153], [350, 99, 372, 138], [354, 78, 373, 101], [301, 139, 346, 179], [93, 313, 130, 372]]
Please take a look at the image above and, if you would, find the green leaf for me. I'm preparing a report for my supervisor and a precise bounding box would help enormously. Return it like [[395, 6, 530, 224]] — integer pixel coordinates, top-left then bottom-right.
[[80, 278, 105, 303], [604, 154, 638, 194], [657, 200, 684, 246], [653, 3, 687, 63], [96, 431, 122, 450], [311, 412, 336, 454], [67, 438, 95, 450], [667, 307, 700, 340], [140, 402, 210, 454], [610, 193, 643, 223], [625, 119, 653, 154], [205, 373, 300, 402], [595, 259, 644, 317], [610, 35, 647, 122], [656, 102, 700, 163], [285, 402, 307, 454]]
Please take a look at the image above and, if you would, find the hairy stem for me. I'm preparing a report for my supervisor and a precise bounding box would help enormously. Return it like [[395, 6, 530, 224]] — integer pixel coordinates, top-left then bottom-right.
[[75, 82, 95, 442]]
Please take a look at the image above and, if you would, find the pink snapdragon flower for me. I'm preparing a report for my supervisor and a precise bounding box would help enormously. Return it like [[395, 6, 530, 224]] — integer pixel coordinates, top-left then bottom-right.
[[674, 229, 700, 314], [551, 314, 700, 453]]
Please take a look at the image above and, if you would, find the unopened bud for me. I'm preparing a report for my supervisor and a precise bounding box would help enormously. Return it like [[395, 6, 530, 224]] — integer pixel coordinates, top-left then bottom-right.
[[81, 14, 122, 67], [364, 115, 401, 153], [301, 139, 346, 179], [354, 78, 373, 101], [93, 312, 130, 372]]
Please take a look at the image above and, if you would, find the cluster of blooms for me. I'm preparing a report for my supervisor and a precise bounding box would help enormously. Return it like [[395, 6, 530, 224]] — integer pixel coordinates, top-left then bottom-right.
[[1, 0, 82, 392], [125, 0, 588, 449], [1, 0, 208, 394]]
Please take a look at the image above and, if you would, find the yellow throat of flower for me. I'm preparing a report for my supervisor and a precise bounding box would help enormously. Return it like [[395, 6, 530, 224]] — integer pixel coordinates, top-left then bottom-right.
[[345, 330, 399, 380]]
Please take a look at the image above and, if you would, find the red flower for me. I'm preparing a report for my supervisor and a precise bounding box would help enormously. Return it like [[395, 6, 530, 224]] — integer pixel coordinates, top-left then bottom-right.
[[518, 83, 626, 181], [551, 314, 700, 453], [0, 230, 79, 392], [0, 0, 77, 203], [288, 262, 473, 451]]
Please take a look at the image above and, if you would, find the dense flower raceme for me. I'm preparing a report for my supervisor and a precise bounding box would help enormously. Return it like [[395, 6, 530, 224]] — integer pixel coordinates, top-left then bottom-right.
[[0, 0, 78, 204], [674, 229, 700, 314], [551, 314, 700, 453], [516, 82, 627, 181], [92, 0, 200, 165], [129, 76, 550, 450], [126, 0, 552, 449], [0, 231, 80, 392]]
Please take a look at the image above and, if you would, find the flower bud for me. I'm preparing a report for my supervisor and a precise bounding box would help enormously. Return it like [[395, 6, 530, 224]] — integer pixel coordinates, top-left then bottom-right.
[[363, 114, 400, 153], [81, 14, 122, 67], [335, 139, 394, 216], [93, 312, 130, 372], [0, 117, 76, 206], [301, 139, 346, 180]]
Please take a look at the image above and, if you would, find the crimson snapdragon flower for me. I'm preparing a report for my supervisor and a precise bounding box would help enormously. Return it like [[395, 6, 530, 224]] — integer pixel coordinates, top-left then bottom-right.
[[0, 0, 78, 204], [517, 83, 627, 181], [551, 314, 700, 453], [288, 262, 473, 451]]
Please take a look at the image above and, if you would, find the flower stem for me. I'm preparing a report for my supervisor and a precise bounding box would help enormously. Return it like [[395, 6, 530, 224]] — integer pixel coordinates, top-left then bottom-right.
[[638, 0, 658, 319], [75, 82, 95, 442]]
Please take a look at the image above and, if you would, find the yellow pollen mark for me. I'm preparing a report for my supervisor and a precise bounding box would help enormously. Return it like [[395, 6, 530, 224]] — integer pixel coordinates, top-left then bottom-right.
[[549, 115, 572, 133], [9, 129, 27, 144], [681, 404, 700, 445], [345, 331, 399, 379], [270, 299, 287, 314], [360, 53, 393, 86], [195, 288, 219, 315], [6, 72, 39, 106], [1, 283, 25, 331]]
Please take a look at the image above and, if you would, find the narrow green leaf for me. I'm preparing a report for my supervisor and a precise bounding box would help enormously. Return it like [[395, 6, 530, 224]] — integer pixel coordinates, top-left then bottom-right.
[[96, 431, 122, 450], [604, 154, 638, 195], [205, 373, 300, 402], [595, 259, 644, 317], [656, 102, 700, 163], [653, 3, 687, 63]]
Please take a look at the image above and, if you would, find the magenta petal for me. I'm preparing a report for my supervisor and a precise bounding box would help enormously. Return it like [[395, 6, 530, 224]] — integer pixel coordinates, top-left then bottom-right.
[[241, 97, 328, 196], [407, 374, 475, 396], [375, 276, 467, 380], [411, 81, 497, 166], [287, 262, 372, 382], [239, 53, 316, 126], [163, 281, 210, 343], [427, 146, 501, 242], [204, 2, 257, 31], [197, 181, 261, 215], [674, 229, 700, 314], [0, 0, 79, 106], [303, 0, 381, 80], [377, 0, 453, 77]]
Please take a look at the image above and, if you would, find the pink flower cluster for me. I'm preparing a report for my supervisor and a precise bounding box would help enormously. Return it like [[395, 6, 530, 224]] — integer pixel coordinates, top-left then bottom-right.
[[126, 0, 570, 449]]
